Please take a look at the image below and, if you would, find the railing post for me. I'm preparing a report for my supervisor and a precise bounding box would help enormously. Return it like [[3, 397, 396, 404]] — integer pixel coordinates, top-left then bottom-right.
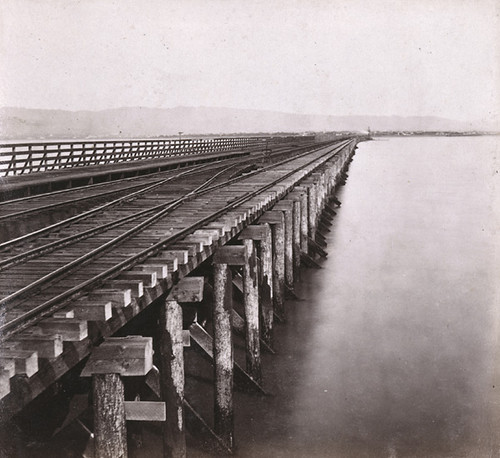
[[26, 145, 33, 174], [67, 143, 74, 169]]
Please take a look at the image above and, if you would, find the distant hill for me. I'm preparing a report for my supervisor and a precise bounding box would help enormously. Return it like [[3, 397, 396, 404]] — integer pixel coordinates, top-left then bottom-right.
[[0, 106, 490, 140]]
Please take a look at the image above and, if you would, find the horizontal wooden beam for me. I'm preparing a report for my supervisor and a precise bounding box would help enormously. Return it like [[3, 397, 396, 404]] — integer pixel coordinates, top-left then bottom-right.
[[89, 289, 132, 308], [159, 250, 189, 265], [0, 349, 38, 377], [13, 332, 63, 359], [0, 360, 15, 378], [81, 336, 153, 377], [167, 277, 204, 303], [124, 401, 166, 422], [37, 318, 88, 342], [213, 246, 247, 266], [0, 370, 10, 399], [238, 224, 271, 241], [72, 300, 112, 322], [259, 210, 284, 224]]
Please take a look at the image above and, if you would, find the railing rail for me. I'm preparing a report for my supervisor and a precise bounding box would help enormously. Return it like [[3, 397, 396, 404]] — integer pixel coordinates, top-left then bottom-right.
[[0, 136, 315, 177]]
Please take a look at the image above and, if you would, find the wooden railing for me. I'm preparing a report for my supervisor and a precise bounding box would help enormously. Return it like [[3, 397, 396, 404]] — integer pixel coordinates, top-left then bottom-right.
[[0, 136, 274, 177]]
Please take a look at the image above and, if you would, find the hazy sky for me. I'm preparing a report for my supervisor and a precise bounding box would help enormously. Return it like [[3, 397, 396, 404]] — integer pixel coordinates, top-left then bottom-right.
[[0, 0, 498, 124]]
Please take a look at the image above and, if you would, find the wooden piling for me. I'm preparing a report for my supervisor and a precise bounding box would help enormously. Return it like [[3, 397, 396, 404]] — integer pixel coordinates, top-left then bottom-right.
[[239, 224, 274, 349], [160, 300, 186, 458], [82, 336, 155, 458], [289, 200, 301, 280], [308, 183, 318, 238], [212, 249, 238, 450], [160, 277, 204, 456], [93, 373, 127, 458], [242, 239, 262, 384], [293, 187, 309, 254], [259, 211, 285, 320], [273, 201, 294, 289], [317, 173, 327, 213], [260, 225, 274, 347]]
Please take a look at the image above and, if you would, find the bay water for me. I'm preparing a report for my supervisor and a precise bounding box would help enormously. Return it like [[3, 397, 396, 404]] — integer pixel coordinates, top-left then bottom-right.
[[228, 136, 500, 457]]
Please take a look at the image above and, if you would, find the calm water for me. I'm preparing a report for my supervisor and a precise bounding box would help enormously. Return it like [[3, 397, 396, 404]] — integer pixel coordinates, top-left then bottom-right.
[[127, 136, 500, 458], [230, 136, 500, 458]]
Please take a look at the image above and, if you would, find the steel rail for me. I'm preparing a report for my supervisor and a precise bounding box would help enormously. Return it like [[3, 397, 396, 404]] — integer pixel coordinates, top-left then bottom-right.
[[0, 139, 316, 208], [0, 158, 233, 221], [0, 139, 316, 219], [0, 170, 166, 208], [0, 139, 352, 339], [0, 160, 229, 251], [0, 180, 164, 222], [0, 162, 241, 271], [0, 140, 320, 251], [0, 146, 252, 207], [0, 160, 254, 302]]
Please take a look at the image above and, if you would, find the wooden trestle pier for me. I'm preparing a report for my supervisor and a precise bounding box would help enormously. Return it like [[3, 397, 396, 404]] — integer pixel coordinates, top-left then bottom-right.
[[0, 134, 358, 456]]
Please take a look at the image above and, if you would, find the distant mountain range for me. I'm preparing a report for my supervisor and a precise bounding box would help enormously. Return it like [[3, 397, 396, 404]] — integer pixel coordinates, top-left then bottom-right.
[[0, 106, 494, 140]]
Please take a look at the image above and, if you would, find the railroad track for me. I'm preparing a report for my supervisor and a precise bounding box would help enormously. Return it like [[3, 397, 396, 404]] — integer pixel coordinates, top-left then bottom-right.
[[0, 160, 242, 245], [0, 140, 319, 221], [0, 137, 355, 417], [0, 140, 319, 242]]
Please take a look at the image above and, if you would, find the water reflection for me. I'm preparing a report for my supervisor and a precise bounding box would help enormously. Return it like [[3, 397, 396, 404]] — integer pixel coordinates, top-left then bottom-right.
[[235, 137, 500, 457]]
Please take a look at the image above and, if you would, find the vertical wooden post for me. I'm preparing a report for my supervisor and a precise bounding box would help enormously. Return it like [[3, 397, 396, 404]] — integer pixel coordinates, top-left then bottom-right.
[[273, 201, 294, 290], [291, 199, 301, 280], [82, 337, 154, 458], [212, 258, 234, 450], [259, 211, 285, 320], [283, 196, 302, 282], [241, 224, 274, 349], [242, 239, 262, 384], [260, 226, 274, 347], [160, 300, 186, 458], [321, 172, 329, 210], [294, 187, 309, 254], [326, 167, 334, 195], [317, 173, 326, 213], [93, 373, 127, 458], [324, 168, 332, 195], [274, 215, 285, 318], [334, 157, 341, 187], [308, 183, 318, 238]]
